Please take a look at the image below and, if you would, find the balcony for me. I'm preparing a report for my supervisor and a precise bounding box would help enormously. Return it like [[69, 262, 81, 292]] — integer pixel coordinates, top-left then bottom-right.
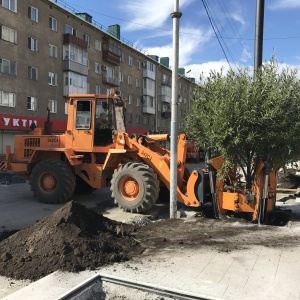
[[161, 111, 171, 118], [160, 95, 171, 103], [102, 74, 120, 87], [63, 34, 87, 50], [142, 106, 155, 115], [63, 85, 87, 97], [102, 40, 121, 65], [143, 69, 155, 80], [143, 88, 155, 97], [162, 79, 171, 86], [63, 59, 88, 76]]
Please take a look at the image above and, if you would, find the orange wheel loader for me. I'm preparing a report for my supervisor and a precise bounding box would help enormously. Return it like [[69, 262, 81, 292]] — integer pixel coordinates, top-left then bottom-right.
[[0, 93, 277, 223]]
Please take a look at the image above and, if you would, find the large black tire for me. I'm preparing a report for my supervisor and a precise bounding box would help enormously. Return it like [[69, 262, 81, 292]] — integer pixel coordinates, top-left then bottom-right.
[[29, 159, 75, 204], [74, 176, 96, 195], [110, 162, 160, 213]]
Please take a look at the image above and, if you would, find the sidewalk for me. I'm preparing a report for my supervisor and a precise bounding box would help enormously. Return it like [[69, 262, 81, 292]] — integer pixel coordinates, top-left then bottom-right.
[[1, 187, 300, 300]]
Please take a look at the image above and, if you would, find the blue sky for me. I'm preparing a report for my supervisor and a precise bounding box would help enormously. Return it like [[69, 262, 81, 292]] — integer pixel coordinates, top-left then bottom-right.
[[57, 0, 300, 80]]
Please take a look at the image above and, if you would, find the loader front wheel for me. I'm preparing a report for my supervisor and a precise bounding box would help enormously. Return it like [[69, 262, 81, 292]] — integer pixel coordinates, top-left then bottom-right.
[[30, 160, 75, 204], [110, 162, 159, 213]]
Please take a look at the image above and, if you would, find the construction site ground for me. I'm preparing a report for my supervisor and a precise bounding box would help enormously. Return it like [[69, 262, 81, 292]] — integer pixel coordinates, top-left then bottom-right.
[[0, 164, 300, 300]]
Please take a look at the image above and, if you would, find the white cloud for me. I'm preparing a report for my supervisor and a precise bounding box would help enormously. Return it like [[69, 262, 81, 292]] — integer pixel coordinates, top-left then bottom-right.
[[184, 61, 232, 81], [269, 0, 300, 10], [240, 46, 252, 63], [121, 0, 194, 31]]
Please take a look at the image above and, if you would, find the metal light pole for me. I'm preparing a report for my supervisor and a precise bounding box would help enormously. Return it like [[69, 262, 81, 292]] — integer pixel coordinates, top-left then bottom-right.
[[170, 0, 182, 219], [254, 0, 264, 76]]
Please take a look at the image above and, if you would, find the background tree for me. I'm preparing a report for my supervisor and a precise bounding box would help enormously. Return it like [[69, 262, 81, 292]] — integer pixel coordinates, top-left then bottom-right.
[[183, 59, 300, 187]]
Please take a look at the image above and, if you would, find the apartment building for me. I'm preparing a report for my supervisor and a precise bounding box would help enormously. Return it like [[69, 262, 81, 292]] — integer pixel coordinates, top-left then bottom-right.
[[0, 0, 195, 154]]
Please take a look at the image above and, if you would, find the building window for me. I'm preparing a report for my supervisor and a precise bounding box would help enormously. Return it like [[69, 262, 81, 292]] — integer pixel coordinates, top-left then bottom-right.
[[143, 116, 149, 125], [127, 113, 132, 123], [27, 97, 37, 111], [149, 62, 154, 72], [48, 72, 57, 86], [49, 44, 57, 58], [65, 24, 77, 36], [128, 56, 133, 66], [1, 0, 16, 12], [135, 115, 140, 124], [95, 62, 101, 74], [1, 26, 17, 44], [95, 39, 101, 51], [136, 78, 140, 88], [120, 53, 124, 62], [28, 6, 38, 22], [48, 100, 57, 113], [136, 97, 141, 106], [150, 97, 155, 108], [28, 66, 38, 80], [128, 95, 132, 105], [119, 72, 123, 82], [49, 16, 57, 31], [83, 34, 90, 47], [65, 102, 69, 115], [28, 36, 38, 51], [128, 76, 132, 86], [95, 85, 101, 94], [0, 58, 16, 75], [136, 61, 141, 70], [0, 91, 15, 107]]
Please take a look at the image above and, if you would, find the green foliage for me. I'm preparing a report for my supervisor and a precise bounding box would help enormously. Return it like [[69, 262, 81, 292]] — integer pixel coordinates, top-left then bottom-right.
[[183, 59, 300, 184]]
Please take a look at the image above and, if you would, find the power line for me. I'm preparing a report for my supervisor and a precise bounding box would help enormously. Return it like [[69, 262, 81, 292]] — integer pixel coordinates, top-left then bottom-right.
[[202, 0, 233, 70], [58, 0, 300, 42]]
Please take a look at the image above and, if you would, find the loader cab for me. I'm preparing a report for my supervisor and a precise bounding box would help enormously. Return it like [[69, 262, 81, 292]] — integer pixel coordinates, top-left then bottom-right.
[[69, 94, 126, 149], [94, 98, 115, 146]]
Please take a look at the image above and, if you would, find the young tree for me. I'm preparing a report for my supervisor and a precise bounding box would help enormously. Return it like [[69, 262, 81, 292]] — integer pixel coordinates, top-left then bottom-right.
[[183, 59, 300, 188]]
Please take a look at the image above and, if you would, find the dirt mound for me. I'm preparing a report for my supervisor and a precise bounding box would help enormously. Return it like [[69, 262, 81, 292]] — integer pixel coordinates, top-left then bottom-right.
[[0, 201, 142, 281]]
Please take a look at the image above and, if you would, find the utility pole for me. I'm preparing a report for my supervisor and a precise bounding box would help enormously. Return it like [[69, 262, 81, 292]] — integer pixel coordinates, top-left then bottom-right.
[[254, 0, 265, 76], [170, 0, 182, 219]]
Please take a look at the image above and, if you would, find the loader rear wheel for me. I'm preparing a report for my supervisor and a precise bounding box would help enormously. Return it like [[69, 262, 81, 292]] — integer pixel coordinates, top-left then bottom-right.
[[110, 162, 159, 213], [30, 160, 75, 204]]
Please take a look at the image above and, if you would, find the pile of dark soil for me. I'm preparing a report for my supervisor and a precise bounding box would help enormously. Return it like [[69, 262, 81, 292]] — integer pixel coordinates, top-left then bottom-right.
[[0, 201, 142, 281]]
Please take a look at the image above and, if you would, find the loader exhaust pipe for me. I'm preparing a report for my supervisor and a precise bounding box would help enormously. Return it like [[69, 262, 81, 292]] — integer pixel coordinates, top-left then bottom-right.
[[44, 108, 53, 135]]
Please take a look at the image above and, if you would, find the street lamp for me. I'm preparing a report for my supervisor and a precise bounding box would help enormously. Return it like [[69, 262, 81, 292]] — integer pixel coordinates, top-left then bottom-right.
[[170, 0, 182, 219]]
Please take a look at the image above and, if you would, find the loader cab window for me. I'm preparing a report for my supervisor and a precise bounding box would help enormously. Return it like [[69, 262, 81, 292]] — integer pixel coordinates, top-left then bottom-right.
[[75, 100, 91, 130], [94, 98, 114, 146], [95, 98, 114, 129]]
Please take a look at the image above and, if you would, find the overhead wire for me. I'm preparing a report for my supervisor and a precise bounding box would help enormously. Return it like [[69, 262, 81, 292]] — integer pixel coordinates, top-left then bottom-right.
[[201, 0, 233, 70], [218, 0, 251, 64], [60, 0, 300, 42], [205, 0, 239, 68]]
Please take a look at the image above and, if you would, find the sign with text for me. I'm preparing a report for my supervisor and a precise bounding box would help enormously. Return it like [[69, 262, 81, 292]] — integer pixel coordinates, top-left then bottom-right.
[[0, 114, 67, 132]]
